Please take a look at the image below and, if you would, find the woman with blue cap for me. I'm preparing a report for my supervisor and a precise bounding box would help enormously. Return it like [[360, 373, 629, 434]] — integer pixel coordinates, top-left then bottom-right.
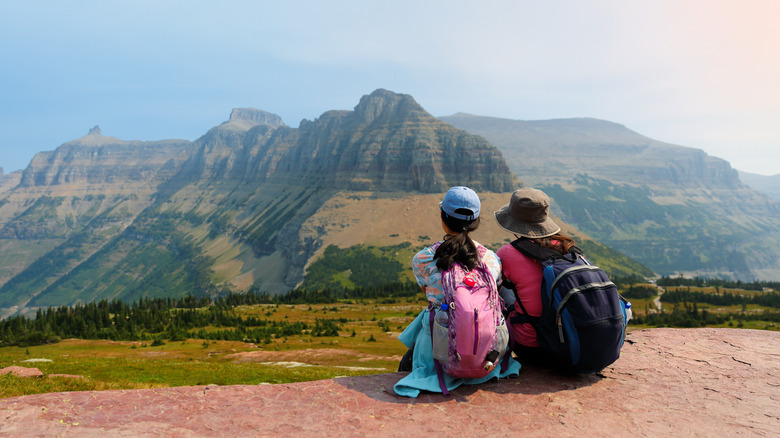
[[394, 187, 521, 397]]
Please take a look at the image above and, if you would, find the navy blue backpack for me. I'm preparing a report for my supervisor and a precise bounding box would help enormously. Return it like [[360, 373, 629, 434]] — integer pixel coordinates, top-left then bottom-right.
[[509, 238, 629, 373]]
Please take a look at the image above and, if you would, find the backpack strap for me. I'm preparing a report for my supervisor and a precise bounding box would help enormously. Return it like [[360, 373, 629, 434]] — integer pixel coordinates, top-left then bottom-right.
[[500, 323, 514, 374], [502, 275, 539, 327], [507, 237, 583, 327], [510, 237, 583, 263], [510, 298, 540, 328]]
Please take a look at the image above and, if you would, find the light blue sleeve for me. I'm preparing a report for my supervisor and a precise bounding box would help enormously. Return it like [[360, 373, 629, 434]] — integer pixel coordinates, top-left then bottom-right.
[[412, 246, 443, 302], [484, 249, 502, 283]]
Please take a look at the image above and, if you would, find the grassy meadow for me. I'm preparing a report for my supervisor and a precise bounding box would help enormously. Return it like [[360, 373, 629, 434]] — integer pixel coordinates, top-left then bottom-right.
[[1, 297, 423, 399], [3, 281, 779, 399]]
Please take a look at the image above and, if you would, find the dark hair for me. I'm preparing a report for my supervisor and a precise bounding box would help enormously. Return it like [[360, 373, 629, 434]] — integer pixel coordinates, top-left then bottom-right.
[[533, 233, 576, 255], [435, 209, 481, 271]]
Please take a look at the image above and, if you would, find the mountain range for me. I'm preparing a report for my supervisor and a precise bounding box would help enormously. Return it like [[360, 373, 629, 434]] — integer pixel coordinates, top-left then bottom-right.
[[441, 113, 780, 281], [0, 89, 777, 318]]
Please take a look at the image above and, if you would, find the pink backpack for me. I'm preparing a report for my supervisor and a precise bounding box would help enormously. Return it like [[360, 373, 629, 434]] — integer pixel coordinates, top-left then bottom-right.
[[430, 243, 509, 392]]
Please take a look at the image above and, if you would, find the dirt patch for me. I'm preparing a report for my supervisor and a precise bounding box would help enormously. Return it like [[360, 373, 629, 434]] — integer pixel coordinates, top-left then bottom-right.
[[140, 351, 169, 357], [300, 191, 587, 272], [255, 361, 385, 372]]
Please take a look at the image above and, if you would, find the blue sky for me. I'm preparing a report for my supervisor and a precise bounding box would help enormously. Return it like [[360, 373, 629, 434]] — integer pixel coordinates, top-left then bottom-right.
[[1, 1, 778, 176]]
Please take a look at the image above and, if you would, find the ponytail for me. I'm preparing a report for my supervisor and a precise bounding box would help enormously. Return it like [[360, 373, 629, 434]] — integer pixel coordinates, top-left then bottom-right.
[[435, 210, 481, 271], [533, 234, 576, 255]]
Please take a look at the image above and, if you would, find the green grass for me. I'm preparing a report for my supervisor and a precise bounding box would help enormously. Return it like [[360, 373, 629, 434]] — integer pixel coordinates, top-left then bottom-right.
[[1, 373, 97, 398], [1, 298, 422, 398], [3, 284, 778, 399], [301, 243, 411, 290]]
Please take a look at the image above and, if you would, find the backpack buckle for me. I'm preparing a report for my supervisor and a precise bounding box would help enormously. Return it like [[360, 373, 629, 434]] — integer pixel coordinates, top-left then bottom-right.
[[463, 272, 477, 287]]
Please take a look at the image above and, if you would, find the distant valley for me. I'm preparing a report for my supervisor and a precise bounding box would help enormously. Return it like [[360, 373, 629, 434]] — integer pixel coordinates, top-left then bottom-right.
[[442, 113, 780, 282]]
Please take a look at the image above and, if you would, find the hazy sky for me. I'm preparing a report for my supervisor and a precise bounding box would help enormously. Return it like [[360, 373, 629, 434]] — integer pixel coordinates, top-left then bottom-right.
[[1, 1, 778, 176]]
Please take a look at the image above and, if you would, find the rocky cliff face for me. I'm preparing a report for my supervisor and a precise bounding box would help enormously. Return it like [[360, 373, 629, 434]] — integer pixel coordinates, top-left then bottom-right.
[[441, 114, 743, 189], [225, 108, 285, 131], [0, 128, 197, 309], [261, 89, 514, 192], [0, 90, 520, 314], [176, 108, 286, 181], [185, 90, 515, 193], [19, 127, 193, 187], [160, 90, 516, 291]]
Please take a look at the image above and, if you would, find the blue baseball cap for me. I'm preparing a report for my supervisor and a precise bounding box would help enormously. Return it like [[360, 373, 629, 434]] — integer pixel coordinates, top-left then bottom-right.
[[440, 186, 480, 221]]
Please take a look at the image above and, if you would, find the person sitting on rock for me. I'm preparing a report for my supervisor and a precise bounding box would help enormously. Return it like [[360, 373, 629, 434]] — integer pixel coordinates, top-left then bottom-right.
[[394, 186, 520, 397], [494, 187, 576, 366]]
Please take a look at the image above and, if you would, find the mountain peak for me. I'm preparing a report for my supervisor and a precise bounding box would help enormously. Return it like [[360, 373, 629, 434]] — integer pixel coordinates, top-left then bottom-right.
[[229, 108, 284, 126], [280, 89, 516, 193], [217, 108, 285, 132], [352, 89, 428, 124], [64, 126, 124, 147]]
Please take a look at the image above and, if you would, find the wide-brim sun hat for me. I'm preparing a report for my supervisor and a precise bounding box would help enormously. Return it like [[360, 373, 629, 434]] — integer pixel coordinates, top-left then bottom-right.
[[440, 186, 480, 221], [494, 187, 560, 238]]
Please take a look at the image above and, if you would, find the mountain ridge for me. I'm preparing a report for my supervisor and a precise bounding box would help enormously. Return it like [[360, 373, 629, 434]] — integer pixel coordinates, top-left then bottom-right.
[[440, 112, 742, 189], [739, 171, 780, 201], [0, 90, 542, 317], [441, 113, 780, 280], [4, 89, 765, 318]]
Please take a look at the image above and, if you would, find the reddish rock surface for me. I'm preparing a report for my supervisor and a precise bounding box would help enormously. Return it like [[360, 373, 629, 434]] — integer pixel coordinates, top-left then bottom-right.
[[0, 366, 43, 378], [1, 328, 779, 437]]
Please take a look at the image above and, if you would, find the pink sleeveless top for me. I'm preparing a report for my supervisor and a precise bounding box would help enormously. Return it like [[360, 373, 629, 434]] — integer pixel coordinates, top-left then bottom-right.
[[496, 243, 543, 347]]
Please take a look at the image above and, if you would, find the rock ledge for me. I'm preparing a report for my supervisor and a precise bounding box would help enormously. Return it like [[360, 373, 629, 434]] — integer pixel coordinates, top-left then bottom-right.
[[1, 328, 778, 437]]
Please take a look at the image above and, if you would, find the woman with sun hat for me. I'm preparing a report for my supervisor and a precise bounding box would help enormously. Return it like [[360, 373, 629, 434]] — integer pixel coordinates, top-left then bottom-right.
[[494, 187, 579, 365]]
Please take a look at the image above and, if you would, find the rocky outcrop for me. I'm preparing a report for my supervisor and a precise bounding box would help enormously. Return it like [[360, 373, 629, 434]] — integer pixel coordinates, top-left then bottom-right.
[[1, 328, 777, 436], [441, 114, 743, 189], [177, 108, 286, 181], [190, 89, 517, 289], [0, 366, 43, 378], [226, 108, 285, 130], [623, 145, 742, 189], [182, 90, 516, 193], [243, 89, 516, 193]]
